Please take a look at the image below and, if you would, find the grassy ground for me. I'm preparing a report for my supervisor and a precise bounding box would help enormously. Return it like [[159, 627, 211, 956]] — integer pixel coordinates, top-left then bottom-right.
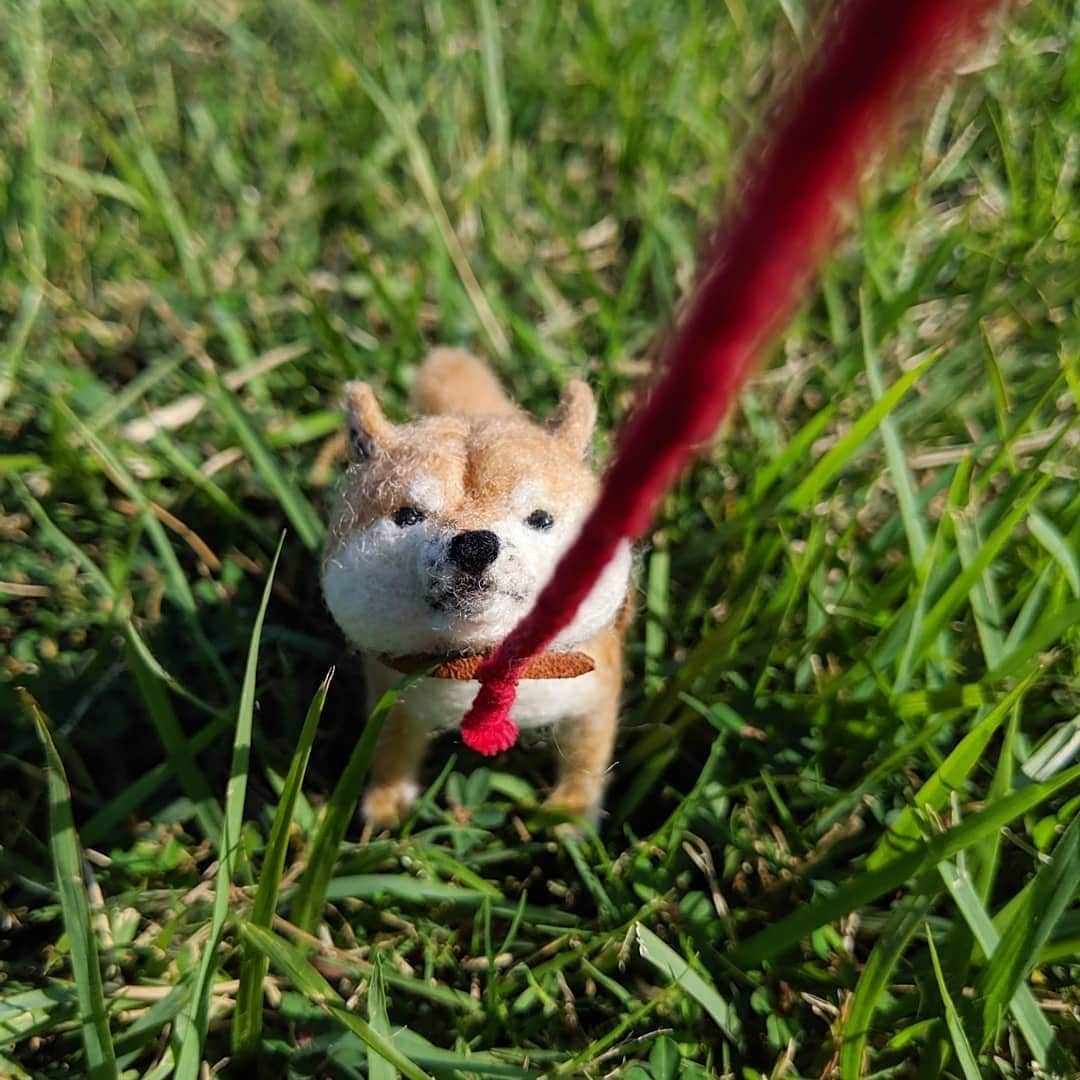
[[2, 0, 1079, 1076]]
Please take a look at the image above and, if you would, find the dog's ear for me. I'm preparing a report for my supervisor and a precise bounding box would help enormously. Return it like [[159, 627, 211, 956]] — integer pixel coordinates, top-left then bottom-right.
[[344, 382, 395, 462], [549, 380, 596, 458]]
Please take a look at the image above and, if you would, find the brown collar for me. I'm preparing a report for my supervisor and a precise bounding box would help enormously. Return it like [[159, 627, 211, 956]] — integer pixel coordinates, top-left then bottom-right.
[[378, 650, 595, 680]]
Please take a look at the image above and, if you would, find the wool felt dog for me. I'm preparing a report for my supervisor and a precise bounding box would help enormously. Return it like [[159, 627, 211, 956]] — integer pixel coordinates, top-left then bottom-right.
[[322, 349, 634, 827]]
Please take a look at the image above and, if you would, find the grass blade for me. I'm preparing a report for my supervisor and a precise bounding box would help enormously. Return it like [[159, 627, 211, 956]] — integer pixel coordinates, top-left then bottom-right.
[[926, 926, 981, 1080], [53, 398, 232, 690], [174, 535, 283, 1079], [296, 0, 509, 359], [972, 701, 1019, 903], [291, 669, 428, 932], [977, 811, 1080, 1048], [15, 472, 221, 715], [16, 0, 45, 277], [866, 673, 1035, 871], [990, 598, 1080, 684], [839, 882, 938, 1079], [23, 692, 118, 1079], [644, 547, 671, 693], [115, 77, 207, 296], [200, 371, 324, 551], [474, 0, 509, 157], [232, 667, 334, 1061], [123, 624, 224, 845], [392, 1034, 540, 1078], [2, 0, 46, 407], [937, 860, 1059, 1067], [238, 923, 432, 1080], [953, 506, 1006, 670], [730, 763, 1080, 967], [367, 953, 395, 1080], [893, 453, 970, 693], [224, 531, 285, 874], [860, 288, 929, 568], [750, 402, 836, 500], [0, 1052, 34, 1080], [42, 156, 148, 211], [52, 402, 198, 612], [20, 464, 226, 835], [788, 350, 938, 511], [914, 471, 1053, 663], [1027, 510, 1080, 598], [325, 876, 577, 926], [635, 923, 741, 1043], [1019, 717, 1080, 786], [114, 989, 189, 1071], [0, 286, 43, 413]]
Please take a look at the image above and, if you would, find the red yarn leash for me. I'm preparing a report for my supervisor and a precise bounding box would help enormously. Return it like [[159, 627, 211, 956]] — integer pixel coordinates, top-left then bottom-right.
[[462, 0, 1005, 755]]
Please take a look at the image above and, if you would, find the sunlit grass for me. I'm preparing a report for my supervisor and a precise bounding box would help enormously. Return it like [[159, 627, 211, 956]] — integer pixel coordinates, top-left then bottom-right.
[[1, 0, 1078, 1076]]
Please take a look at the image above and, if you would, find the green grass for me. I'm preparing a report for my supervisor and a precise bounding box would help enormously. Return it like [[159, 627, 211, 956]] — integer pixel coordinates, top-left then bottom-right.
[[1, 1, 1078, 1077]]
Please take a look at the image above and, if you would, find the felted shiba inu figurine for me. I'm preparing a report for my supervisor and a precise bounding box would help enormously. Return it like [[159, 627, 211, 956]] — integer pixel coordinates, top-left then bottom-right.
[[322, 349, 633, 827]]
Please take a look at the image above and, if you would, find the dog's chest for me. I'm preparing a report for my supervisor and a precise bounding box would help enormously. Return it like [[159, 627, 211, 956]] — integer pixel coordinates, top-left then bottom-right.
[[369, 658, 600, 731]]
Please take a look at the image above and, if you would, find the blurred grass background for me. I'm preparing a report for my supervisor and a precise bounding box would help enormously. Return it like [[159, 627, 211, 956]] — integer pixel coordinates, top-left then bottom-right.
[[1, 0, 1078, 1076]]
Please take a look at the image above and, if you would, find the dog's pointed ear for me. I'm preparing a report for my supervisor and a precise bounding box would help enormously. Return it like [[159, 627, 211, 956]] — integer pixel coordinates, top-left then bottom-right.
[[344, 382, 395, 462], [549, 380, 596, 458]]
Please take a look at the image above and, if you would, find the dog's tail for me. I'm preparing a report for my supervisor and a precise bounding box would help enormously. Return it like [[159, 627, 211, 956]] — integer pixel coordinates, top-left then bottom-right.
[[412, 348, 518, 418]]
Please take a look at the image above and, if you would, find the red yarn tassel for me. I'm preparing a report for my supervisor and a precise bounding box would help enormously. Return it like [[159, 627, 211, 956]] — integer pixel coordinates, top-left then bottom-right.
[[461, 0, 1005, 755]]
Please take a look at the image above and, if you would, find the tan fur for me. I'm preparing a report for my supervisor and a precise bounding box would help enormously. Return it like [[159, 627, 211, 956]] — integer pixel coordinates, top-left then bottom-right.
[[546, 623, 623, 816], [345, 382, 396, 442], [324, 396, 602, 569], [411, 347, 519, 417], [325, 349, 631, 828], [546, 380, 597, 459], [362, 701, 430, 825]]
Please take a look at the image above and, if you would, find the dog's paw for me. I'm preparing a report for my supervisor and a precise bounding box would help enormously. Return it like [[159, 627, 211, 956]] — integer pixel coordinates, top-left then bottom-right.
[[544, 783, 601, 827], [362, 780, 419, 829]]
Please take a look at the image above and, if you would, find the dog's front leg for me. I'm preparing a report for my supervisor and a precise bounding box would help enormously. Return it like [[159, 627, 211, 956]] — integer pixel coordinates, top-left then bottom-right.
[[546, 692, 619, 826], [363, 703, 428, 828]]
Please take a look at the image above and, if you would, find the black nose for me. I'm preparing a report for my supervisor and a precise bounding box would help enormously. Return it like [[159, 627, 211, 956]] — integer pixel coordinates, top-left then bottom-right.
[[449, 530, 500, 574]]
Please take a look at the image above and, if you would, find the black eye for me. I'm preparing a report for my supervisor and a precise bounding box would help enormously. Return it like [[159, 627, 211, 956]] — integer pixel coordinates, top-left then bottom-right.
[[526, 509, 554, 530], [393, 506, 425, 528]]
